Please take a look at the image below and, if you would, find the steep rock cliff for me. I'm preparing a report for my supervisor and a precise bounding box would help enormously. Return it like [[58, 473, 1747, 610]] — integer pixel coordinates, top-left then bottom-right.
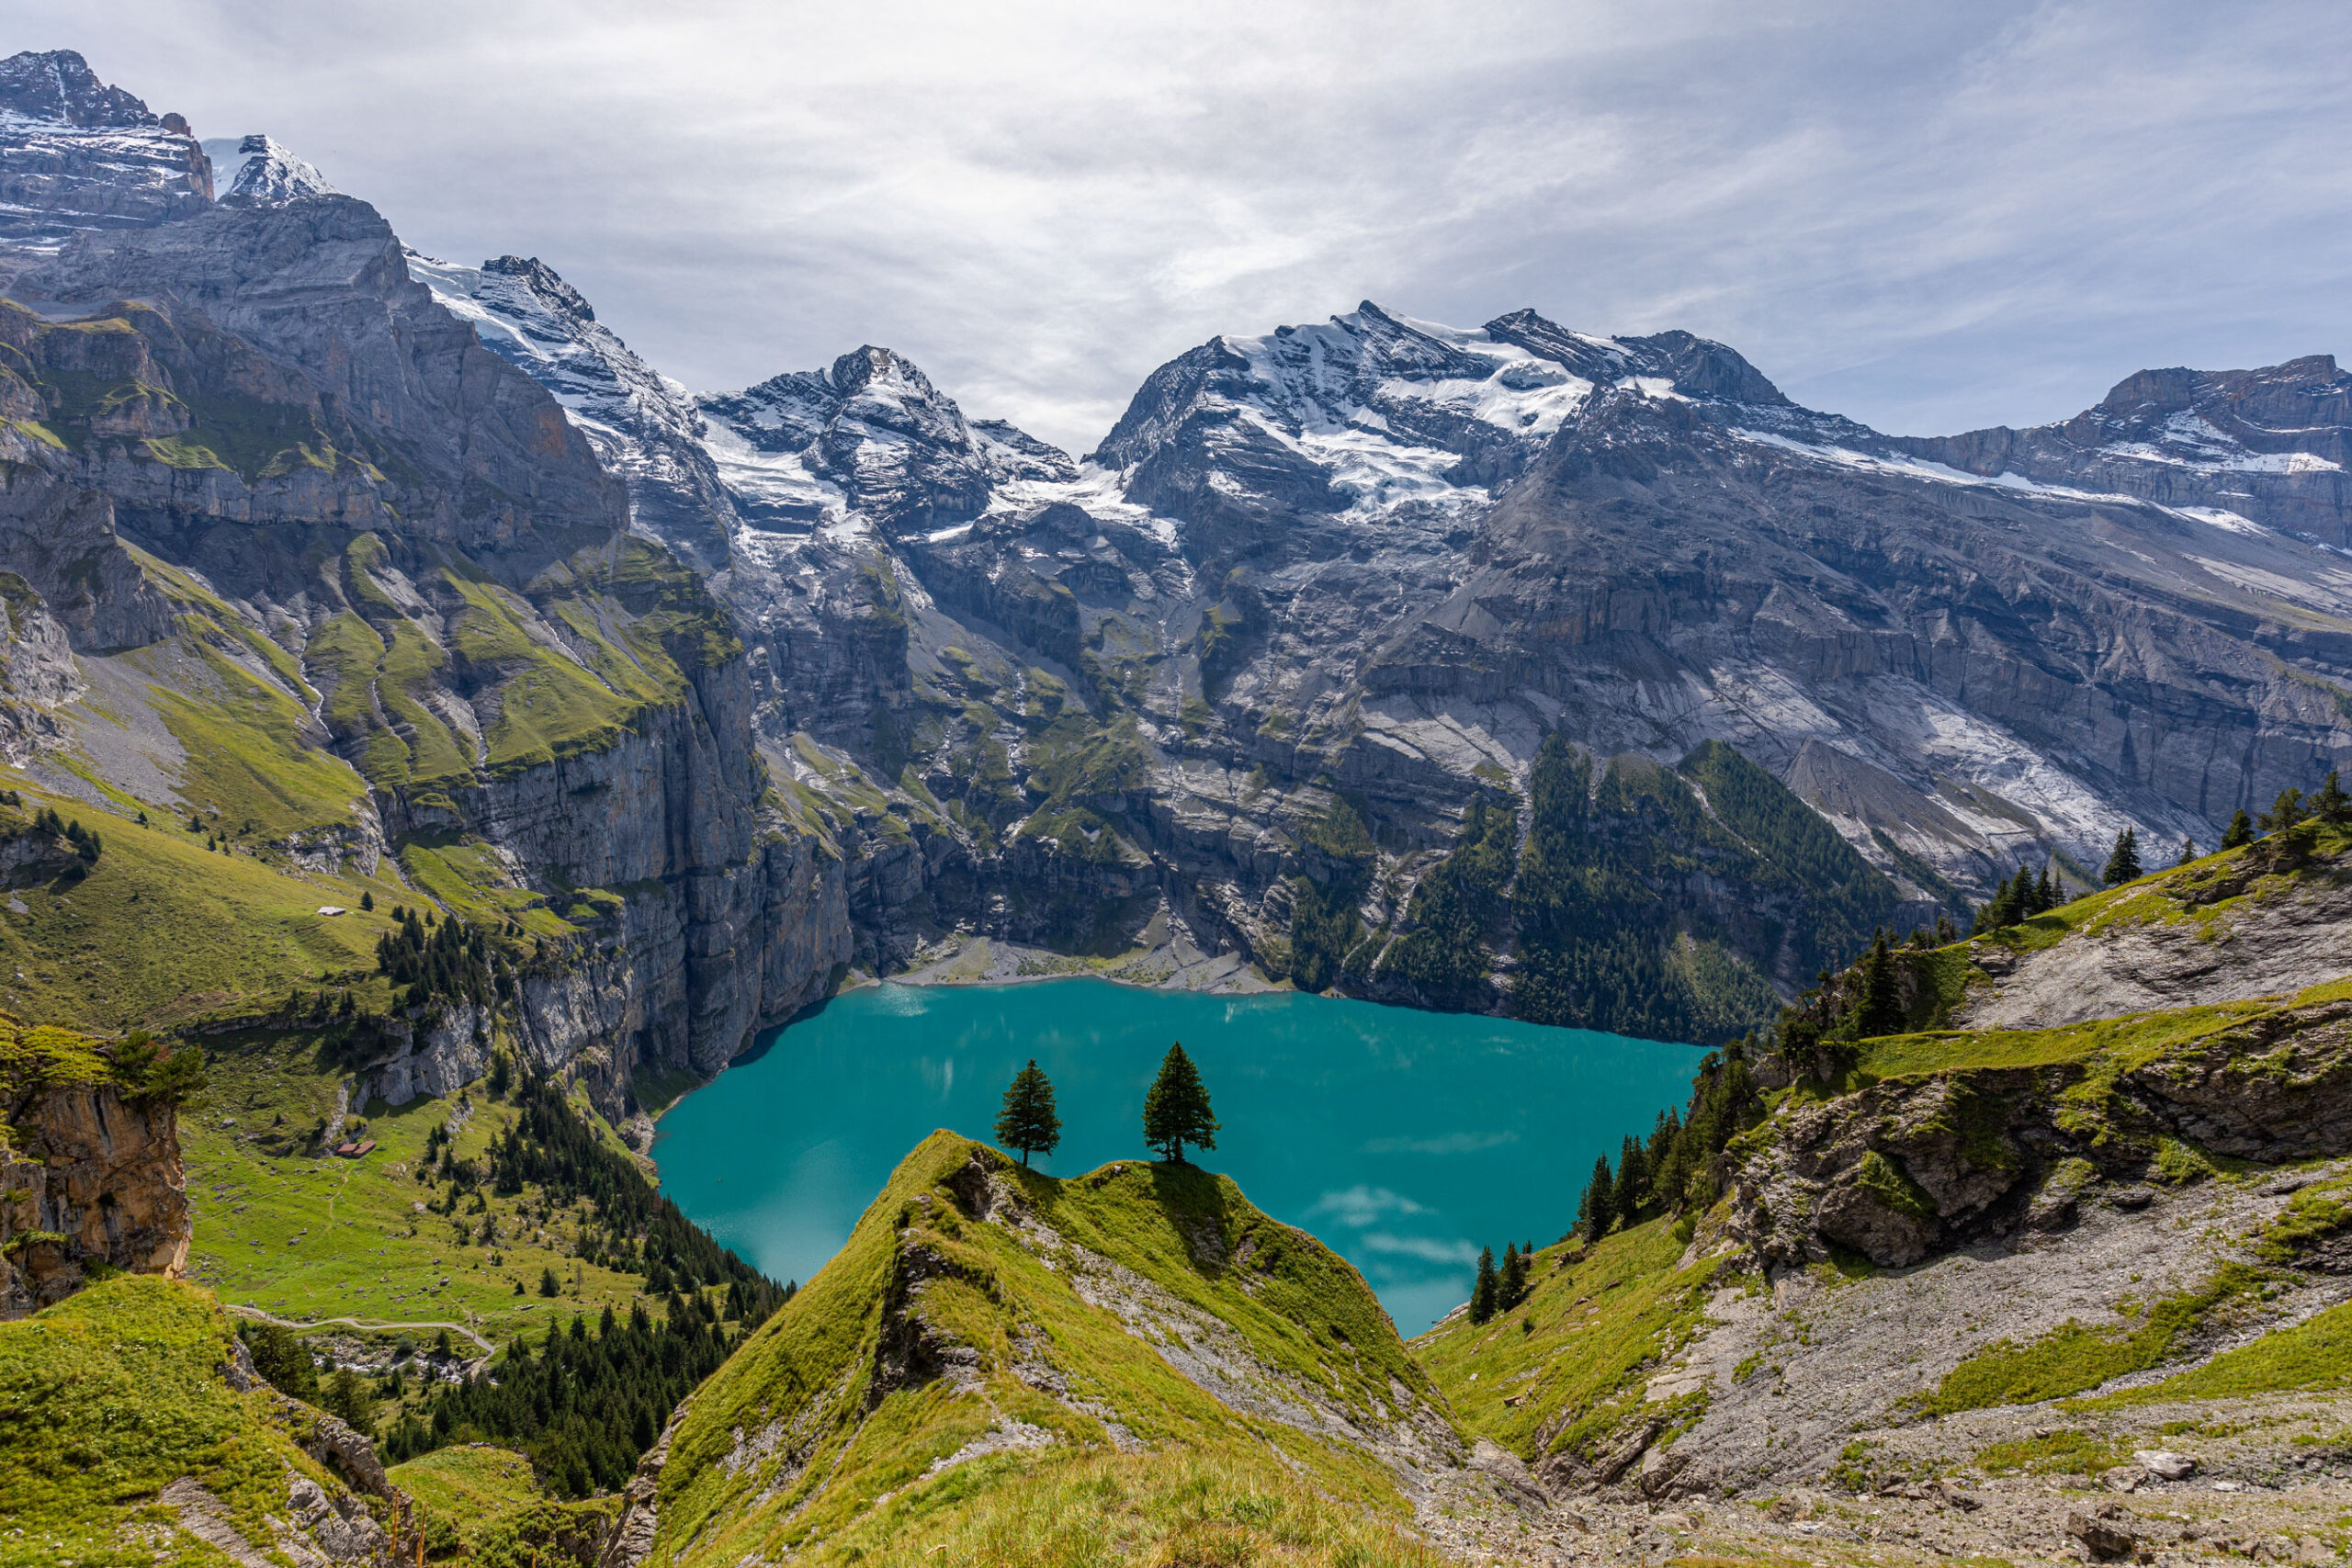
[[0, 1017, 191, 1318]]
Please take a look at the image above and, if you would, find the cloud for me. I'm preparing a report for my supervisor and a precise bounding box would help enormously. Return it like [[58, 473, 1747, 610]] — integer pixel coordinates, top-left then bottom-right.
[[1358, 1233, 1482, 1267], [26, 1, 2352, 452], [1363, 1132, 1520, 1156], [1307, 1185, 1430, 1228]]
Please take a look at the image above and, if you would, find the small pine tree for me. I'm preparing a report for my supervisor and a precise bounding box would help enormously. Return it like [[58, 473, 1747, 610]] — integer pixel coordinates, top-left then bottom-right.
[[2101, 828, 2142, 886], [1612, 1134, 1647, 1220], [1982, 867, 2027, 932], [2177, 837, 2196, 866], [240, 1321, 319, 1401], [1142, 1043, 1218, 1162], [1576, 1155, 1617, 1241], [1645, 1108, 1680, 1175], [2033, 863, 2057, 915], [539, 1266, 560, 1298], [323, 1367, 376, 1434], [993, 1059, 1063, 1168], [2222, 808, 2255, 850], [2258, 789, 2305, 835], [1469, 1247, 1498, 1325], [1855, 929, 1901, 1036], [1498, 1243, 1526, 1309], [360, 890, 374, 911], [2316, 770, 2350, 825]]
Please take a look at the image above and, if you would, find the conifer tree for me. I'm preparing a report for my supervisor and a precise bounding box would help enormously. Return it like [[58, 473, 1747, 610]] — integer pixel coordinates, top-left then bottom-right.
[[1613, 1134, 1647, 1220], [1469, 1246, 1498, 1324], [2101, 827, 2142, 886], [1142, 1043, 1218, 1163], [322, 1367, 377, 1436], [1576, 1155, 1616, 1241], [2222, 808, 2255, 850], [2259, 788, 2305, 835], [2175, 837, 2193, 866], [2033, 863, 2056, 915], [1499, 1242, 1528, 1309], [993, 1059, 1062, 1168], [1980, 867, 2028, 933], [1645, 1108, 1680, 1175], [2316, 770, 2350, 826], [1856, 929, 1901, 1036]]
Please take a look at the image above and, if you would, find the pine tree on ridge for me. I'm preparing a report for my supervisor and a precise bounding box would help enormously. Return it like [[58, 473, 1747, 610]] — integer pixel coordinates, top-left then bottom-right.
[[1142, 1042, 1218, 1163], [2101, 827, 2142, 886], [993, 1058, 1062, 1168]]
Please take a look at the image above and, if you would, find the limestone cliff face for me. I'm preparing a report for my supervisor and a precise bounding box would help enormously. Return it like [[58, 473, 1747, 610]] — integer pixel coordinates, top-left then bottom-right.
[[0, 1081, 189, 1317]]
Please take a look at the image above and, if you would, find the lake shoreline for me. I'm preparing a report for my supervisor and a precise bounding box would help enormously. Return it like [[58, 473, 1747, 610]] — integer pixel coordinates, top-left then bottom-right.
[[877, 930, 1288, 997]]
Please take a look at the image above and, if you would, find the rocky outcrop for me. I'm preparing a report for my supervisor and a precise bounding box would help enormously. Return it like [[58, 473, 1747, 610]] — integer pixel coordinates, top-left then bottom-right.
[[1960, 830, 2352, 1030], [0, 51, 210, 253], [1733, 996, 2352, 1269], [162, 1473, 391, 1568], [0, 1080, 189, 1316]]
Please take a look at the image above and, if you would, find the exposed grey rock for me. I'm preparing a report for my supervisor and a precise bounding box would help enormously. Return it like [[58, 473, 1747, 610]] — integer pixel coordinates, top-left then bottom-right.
[[2069, 1501, 2138, 1560], [698, 344, 1066, 537], [408, 249, 740, 571], [0, 51, 209, 252], [14, 194, 630, 563]]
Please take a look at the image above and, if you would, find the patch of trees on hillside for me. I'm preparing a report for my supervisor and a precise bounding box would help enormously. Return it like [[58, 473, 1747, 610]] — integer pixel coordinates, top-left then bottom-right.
[[380, 1300, 738, 1495], [1510, 737, 1895, 1043]]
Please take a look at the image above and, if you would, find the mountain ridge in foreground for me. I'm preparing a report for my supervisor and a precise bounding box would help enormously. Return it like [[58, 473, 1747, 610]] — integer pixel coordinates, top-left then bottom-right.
[[9, 822, 2352, 1564]]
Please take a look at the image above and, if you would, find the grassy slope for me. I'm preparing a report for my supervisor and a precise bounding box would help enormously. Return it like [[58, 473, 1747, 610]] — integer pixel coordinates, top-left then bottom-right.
[[1411, 1215, 1729, 1465], [651, 1133, 1448, 1568], [184, 1042, 652, 1345], [0, 1276, 365, 1568], [388, 1444, 618, 1565], [1409, 835, 2352, 1462], [1844, 830, 2352, 1089], [0, 788, 408, 1033]]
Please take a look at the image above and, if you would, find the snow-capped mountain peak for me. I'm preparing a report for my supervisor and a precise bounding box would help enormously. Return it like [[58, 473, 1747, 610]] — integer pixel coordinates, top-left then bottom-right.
[[407, 247, 737, 570], [697, 346, 1073, 538], [201, 134, 335, 203], [0, 48, 157, 129], [0, 50, 209, 245]]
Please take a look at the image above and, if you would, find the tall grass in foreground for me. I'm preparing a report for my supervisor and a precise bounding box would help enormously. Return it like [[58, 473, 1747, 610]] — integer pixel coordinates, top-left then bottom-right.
[[839, 1451, 1448, 1568]]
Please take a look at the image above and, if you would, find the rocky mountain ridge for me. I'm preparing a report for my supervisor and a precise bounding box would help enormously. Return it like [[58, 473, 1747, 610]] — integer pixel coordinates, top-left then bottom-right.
[[417, 243, 2352, 1032], [0, 51, 847, 1117], [4, 42, 2352, 1072]]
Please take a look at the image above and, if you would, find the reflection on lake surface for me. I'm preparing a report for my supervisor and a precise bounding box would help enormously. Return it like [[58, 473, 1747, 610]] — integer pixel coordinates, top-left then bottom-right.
[[654, 978, 1698, 1331]]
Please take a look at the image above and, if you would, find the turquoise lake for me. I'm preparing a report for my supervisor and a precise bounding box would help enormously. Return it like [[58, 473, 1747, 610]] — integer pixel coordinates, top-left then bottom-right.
[[653, 979, 1700, 1331]]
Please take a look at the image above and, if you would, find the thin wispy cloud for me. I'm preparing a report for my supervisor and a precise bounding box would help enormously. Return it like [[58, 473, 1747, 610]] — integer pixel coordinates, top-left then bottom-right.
[[1363, 1132, 1520, 1156], [1360, 1234, 1481, 1268], [19, 0, 2348, 452], [1308, 1186, 1431, 1228]]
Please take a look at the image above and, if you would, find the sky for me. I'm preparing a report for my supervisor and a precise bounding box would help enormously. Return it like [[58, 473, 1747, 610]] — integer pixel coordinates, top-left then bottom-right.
[[10, 0, 2348, 455]]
